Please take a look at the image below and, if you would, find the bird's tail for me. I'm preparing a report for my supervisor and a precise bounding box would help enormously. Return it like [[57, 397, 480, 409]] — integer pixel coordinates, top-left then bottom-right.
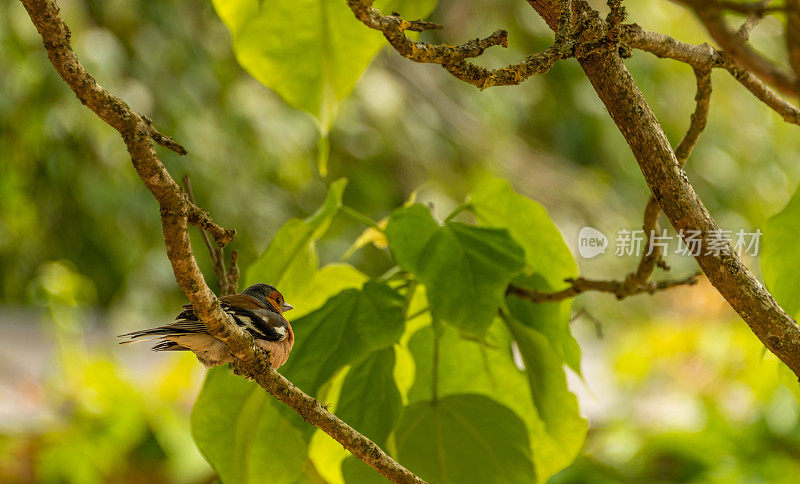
[[117, 320, 207, 345]]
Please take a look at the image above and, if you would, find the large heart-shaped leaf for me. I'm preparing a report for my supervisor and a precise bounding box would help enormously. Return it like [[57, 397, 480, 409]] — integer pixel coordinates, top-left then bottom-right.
[[191, 367, 307, 484], [470, 178, 581, 373], [470, 178, 576, 289], [385, 204, 525, 335], [212, 0, 438, 130], [336, 347, 402, 448], [406, 322, 587, 481], [337, 347, 403, 483], [502, 309, 587, 476], [396, 394, 535, 484]]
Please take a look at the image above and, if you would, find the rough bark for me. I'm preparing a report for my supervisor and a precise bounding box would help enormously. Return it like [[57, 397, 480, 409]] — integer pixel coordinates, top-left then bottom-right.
[[19, 0, 426, 481], [528, 0, 800, 376]]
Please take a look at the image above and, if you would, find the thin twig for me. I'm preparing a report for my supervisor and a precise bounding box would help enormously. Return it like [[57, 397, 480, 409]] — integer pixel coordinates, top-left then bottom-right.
[[674, 0, 799, 97], [507, 271, 703, 303], [183, 175, 237, 296], [621, 24, 800, 125], [734, 0, 771, 41], [345, 0, 610, 89], [787, 0, 800, 90]]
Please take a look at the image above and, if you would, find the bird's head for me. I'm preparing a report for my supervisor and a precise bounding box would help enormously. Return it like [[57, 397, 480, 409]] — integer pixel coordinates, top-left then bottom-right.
[[241, 283, 294, 314]]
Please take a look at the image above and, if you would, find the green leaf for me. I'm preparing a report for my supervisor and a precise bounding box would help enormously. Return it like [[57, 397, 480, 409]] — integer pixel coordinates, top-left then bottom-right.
[[503, 310, 587, 480], [470, 177, 577, 289], [338, 348, 403, 484], [470, 178, 581, 374], [290, 263, 369, 319], [406, 322, 587, 482], [191, 366, 308, 484], [342, 456, 387, 484], [385, 204, 525, 335], [763, 185, 800, 319], [246, 178, 347, 302], [281, 281, 406, 396], [212, 0, 438, 130], [396, 394, 536, 484], [336, 347, 402, 448]]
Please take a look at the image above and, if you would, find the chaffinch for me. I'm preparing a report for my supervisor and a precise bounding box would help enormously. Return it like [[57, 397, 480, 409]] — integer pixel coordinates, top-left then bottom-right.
[[119, 283, 294, 368]]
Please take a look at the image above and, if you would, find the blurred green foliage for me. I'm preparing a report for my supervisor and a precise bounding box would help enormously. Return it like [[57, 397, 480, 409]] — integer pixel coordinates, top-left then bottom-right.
[[4, 0, 800, 482]]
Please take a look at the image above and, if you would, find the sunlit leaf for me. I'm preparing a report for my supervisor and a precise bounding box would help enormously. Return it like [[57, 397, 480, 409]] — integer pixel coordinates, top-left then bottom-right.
[[503, 309, 587, 479], [289, 263, 369, 319], [191, 367, 307, 484], [281, 281, 406, 396], [337, 347, 402, 447], [343, 188, 421, 259], [470, 178, 581, 373], [406, 323, 587, 481], [396, 394, 536, 484], [341, 455, 387, 484], [246, 178, 347, 302], [763, 184, 800, 319], [470, 177, 577, 289], [307, 367, 351, 484], [385, 204, 525, 335], [212, 0, 438, 130]]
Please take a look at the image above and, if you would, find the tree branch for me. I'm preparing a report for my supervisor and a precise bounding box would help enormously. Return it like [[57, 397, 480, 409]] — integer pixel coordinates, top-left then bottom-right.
[[508, 272, 702, 303], [620, 24, 800, 125], [345, 0, 586, 89], [675, 0, 799, 97], [632, 66, 712, 281], [734, 0, 771, 41], [19, 0, 425, 481], [511, 3, 711, 309], [527, 0, 800, 378], [787, 0, 800, 90]]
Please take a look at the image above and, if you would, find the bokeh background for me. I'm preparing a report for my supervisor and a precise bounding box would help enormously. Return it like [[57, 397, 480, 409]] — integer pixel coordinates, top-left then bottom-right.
[[2, 0, 800, 482]]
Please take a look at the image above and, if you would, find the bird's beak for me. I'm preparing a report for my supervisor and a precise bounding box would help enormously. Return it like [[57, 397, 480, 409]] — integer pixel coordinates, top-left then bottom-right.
[[282, 302, 294, 312]]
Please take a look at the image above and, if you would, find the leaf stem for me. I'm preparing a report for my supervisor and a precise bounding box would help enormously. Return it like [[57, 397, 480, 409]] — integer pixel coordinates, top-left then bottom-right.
[[406, 306, 430, 320], [340, 205, 382, 230], [444, 202, 471, 223], [432, 315, 443, 402]]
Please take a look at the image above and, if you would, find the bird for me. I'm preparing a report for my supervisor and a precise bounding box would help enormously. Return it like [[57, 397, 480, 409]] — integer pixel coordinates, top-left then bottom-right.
[[118, 283, 294, 368]]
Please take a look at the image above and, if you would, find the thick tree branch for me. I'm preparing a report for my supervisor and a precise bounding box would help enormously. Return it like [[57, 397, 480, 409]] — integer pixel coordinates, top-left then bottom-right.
[[510, 8, 713, 311], [19, 1, 425, 481], [633, 66, 712, 280], [528, 0, 800, 377]]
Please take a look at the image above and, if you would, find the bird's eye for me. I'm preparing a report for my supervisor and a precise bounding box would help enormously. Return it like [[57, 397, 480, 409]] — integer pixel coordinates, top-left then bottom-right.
[[276, 297, 282, 304]]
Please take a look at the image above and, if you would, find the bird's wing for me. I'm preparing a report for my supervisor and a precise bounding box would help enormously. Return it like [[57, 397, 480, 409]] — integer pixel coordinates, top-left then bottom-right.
[[219, 294, 265, 309], [225, 306, 287, 342], [180, 294, 263, 311]]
